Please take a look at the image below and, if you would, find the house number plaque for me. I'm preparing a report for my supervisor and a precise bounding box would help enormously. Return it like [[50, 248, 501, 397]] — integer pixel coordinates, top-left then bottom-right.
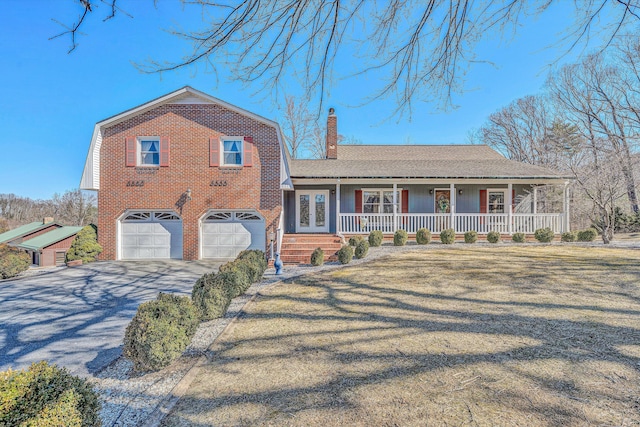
[[126, 180, 145, 187], [210, 180, 228, 187]]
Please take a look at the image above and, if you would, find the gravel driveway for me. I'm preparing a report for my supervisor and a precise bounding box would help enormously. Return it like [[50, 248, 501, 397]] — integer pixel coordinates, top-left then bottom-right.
[[0, 260, 220, 377]]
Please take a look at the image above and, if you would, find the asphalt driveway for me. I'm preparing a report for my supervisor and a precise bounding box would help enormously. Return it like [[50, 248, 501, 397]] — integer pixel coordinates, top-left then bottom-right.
[[0, 260, 220, 377]]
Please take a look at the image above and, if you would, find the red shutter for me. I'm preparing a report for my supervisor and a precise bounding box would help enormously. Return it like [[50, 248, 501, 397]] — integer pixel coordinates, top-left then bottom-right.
[[355, 190, 362, 213], [159, 136, 170, 167], [402, 190, 409, 213], [512, 189, 516, 210], [125, 136, 136, 167], [244, 136, 253, 167], [210, 137, 219, 167], [479, 189, 487, 213]]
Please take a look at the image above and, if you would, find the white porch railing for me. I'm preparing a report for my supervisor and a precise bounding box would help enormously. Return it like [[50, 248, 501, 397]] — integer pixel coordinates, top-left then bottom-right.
[[339, 213, 565, 234]]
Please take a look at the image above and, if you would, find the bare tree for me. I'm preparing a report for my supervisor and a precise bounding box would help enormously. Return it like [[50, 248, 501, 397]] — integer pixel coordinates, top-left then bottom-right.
[[52, 189, 98, 226], [308, 125, 327, 160], [548, 52, 640, 213], [53, 1, 640, 114], [0, 190, 97, 227], [279, 95, 317, 159]]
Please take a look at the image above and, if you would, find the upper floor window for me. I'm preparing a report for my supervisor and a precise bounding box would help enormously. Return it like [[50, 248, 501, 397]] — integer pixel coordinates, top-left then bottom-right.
[[222, 139, 243, 166], [140, 138, 160, 166]]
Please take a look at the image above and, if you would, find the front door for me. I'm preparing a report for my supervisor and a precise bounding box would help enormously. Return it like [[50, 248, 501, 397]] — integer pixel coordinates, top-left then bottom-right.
[[296, 190, 330, 233]]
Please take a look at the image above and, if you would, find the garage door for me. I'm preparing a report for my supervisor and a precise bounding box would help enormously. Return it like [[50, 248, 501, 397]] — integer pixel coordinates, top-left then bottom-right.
[[120, 212, 183, 259], [201, 211, 265, 260]]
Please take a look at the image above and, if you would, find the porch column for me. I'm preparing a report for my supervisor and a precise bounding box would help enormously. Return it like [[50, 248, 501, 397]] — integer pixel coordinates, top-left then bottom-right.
[[507, 183, 513, 235], [393, 183, 398, 232], [450, 182, 455, 232], [563, 182, 570, 233], [336, 179, 341, 235]]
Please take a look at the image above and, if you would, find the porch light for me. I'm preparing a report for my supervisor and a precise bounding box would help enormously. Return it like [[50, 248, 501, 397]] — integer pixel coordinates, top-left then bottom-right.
[[186, 188, 192, 200], [429, 189, 433, 194], [458, 189, 463, 195]]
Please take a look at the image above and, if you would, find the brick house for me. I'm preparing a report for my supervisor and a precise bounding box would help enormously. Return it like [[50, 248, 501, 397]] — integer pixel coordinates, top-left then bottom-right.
[[81, 87, 570, 263]]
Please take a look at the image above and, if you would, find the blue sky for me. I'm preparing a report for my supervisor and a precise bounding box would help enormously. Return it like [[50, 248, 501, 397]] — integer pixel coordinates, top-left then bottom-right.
[[0, 1, 612, 199]]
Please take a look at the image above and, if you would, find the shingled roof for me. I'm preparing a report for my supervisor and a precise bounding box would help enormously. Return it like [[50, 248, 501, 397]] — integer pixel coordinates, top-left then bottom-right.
[[290, 144, 569, 180]]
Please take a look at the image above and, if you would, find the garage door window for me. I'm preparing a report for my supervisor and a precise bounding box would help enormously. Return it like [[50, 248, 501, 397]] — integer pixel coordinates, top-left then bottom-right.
[[124, 212, 151, 221]]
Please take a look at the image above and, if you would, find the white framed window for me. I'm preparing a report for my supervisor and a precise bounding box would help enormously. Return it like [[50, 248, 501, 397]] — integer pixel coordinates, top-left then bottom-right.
[[362, 189, 402, 213], [138, 137, 160, 166], [487, 189, 506, 214], [222, 138, 243, 166]]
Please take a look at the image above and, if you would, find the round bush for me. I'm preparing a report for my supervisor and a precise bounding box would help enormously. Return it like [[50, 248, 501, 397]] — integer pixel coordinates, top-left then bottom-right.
[[192, 273, 232, 321], [310, 247, 324, 266], [0, 244, 30, 279], [337, 245, 353, 264], [237, 250, 268, 277], [561, 231, 578, 242], [464, 230, 478, 244], [486, 231, 501, 243], [394, 230, 408, 246], [416, 228, 432, 245], [512, 232, 526, 243], [368, 230, 383, 247], [354, 240, 369, 259], [65, 225, 103, 264], [0, 361, 100, 427], [348, 235, 365, 246], [577, 228, 598, 242], [534, 227, 555, 243], [124, 293, 199, 372], [440, 228, 455, 244]]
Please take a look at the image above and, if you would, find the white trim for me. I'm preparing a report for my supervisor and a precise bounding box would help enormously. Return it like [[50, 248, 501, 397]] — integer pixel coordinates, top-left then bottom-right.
[[220, 136, 244, 167], [361, 188, 404, 214], [295, 190, 330, 233], [137, 136, 161, 167], [80, 86, 292, 191], [486, 188, 508, 214]]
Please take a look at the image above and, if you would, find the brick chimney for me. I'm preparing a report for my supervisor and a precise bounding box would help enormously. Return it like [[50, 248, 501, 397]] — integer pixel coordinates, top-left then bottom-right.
[[326, 107, 337, 159]]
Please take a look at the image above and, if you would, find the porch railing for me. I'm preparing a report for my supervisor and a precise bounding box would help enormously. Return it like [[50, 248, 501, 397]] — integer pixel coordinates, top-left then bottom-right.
[[339, 213, 565, 234]]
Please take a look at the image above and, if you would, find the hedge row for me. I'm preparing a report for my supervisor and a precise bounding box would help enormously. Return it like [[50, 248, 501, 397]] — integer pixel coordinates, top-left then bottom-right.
[[0, 244, 30, 280], [0, 361, 100, 426], [124, 250, 267, 372]]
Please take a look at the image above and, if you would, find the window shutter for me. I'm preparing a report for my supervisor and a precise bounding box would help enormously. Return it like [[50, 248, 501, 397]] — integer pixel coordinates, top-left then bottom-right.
[[479, 189, 487, 213], [159, 136, 170, 167], [355, 190, 362, 213], [244, 137, 253, 167], [401, 190, 409, 213], [512, 189, 516, 210], [125, 136, 136, 167], [210, 137, 219, 167]]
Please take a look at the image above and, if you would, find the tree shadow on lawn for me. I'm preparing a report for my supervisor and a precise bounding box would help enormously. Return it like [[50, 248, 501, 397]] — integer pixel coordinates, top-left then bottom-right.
[[164, 248, 640, 426]]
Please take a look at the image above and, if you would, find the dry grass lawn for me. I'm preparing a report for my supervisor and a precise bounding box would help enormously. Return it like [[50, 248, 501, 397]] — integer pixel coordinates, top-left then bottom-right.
[[163, 246, 640, 426]]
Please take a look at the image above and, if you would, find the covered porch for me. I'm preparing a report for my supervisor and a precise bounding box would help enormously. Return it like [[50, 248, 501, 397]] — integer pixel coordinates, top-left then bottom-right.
[[286, 179, 570, 236]]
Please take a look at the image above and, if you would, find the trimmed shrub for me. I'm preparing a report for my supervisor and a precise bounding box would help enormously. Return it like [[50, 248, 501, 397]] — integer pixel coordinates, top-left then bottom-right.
[[368, 230, 383, 247], [394, 229, 408, 246], [577, 228, 598, 242], [534, 227, 555, 243], [561, 231, 578, 242], [310, 247, 324, 266], [416, 228, 431, 245], [440, 228, 455, 244], [486, 231, 501, 243], [512, 232, 526, 243], [191, 273, 232, 321], [237, 250, 267, 277], [0, 244, 30, 279], [65, 225, 103, 264], [464, 230, 478, 244], [217, 267, 251, 298], [0, 361, 100, 427], [348, 235, 365, 246], [123, 293, 199, 372], [337, 245, 353, 264], [354, 240, 369, 259]]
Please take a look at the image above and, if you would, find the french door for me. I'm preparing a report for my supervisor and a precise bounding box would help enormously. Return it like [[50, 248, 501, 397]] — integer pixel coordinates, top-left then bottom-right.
[[296, 190, 330, 233]]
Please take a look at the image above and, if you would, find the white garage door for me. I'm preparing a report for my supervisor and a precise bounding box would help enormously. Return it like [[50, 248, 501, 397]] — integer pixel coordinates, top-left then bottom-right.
[[201, 211, 265, 260], [120, 212, 183, 259]]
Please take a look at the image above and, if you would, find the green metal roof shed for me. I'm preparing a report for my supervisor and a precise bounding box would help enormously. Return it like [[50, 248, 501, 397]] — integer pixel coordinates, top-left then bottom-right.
[[16, 227, 83, 251], [0, 222, 51, 244]]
